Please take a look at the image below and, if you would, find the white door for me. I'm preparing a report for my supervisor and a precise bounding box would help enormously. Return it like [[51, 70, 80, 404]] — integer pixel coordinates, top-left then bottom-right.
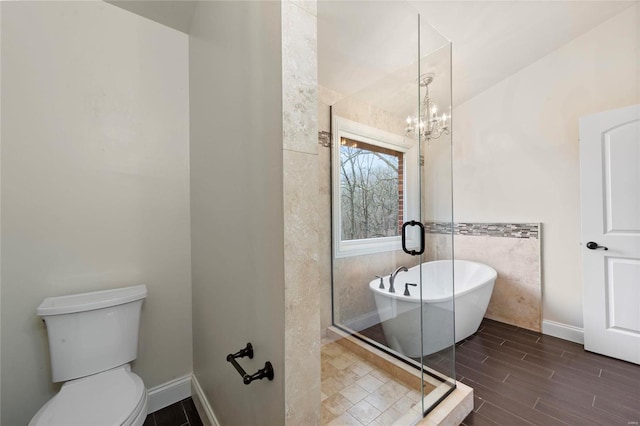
[[580, 104, 640, 364]]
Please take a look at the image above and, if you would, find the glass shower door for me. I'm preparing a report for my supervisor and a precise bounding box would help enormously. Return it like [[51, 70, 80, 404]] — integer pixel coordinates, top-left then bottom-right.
[[418, 18, 456, 414], [321, 1, 455, 419]]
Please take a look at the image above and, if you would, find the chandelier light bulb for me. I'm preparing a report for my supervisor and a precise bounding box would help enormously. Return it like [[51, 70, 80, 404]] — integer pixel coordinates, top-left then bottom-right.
[[405, 73, 450, 142]]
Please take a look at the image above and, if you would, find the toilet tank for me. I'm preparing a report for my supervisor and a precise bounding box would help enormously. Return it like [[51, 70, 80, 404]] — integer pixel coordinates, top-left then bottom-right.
[[37, 285, 147, 383]]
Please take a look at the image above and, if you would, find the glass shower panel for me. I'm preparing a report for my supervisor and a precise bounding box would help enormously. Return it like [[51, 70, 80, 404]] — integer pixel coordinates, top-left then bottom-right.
[[418, 25, 456, 414], [321, 1, 454, 419]]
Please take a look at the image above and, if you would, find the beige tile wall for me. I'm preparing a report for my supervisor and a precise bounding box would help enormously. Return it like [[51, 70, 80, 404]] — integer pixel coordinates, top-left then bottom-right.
[[318, 86, 416, 333], [332, 252, 419, 330], [318, 82, 542, 334], [282, 1, 321, 424], [426, 233, 542, 331]]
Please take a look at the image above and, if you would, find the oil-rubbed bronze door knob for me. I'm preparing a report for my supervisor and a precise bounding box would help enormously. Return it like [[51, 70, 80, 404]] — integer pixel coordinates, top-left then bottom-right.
[[586, 241, 608, 250]]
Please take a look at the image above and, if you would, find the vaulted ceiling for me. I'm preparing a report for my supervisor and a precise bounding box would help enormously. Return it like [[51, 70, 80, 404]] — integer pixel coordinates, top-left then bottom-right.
[[105, 1, 636, 109], [318, 1, 635, 107]]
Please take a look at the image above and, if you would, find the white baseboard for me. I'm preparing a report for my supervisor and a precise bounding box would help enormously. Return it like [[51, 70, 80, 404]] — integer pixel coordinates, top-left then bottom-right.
[[147, 374, 192, 414], [191, 374, 221, 426], [542, 320, 584, 345]]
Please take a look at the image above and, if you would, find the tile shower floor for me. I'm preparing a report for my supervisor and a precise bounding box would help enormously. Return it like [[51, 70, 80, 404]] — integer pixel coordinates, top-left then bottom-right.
[[321, 340, 424, 425]]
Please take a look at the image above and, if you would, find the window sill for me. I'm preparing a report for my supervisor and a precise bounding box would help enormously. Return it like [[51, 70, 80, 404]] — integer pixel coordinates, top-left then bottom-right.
[[334, 236, 419, 258]]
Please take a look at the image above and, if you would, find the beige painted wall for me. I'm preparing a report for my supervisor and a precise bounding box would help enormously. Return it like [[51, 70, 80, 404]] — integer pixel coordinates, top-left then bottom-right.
[[451, 6, 640, 329], [0, 2, 192, 425], [0, 2, 3, 416], [189, 2, 287, 424]]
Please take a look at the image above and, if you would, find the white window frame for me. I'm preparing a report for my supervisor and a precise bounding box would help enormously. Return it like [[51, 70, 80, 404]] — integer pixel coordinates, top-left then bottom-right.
[[332, 116, 420, 258]]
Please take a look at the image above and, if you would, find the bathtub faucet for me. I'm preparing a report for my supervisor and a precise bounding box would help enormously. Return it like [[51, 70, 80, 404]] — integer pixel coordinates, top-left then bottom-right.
[[388, 266, 409, 293]]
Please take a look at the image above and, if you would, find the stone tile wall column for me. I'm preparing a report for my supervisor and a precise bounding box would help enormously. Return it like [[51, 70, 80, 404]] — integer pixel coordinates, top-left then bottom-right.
[[281, 1, 321, 424]]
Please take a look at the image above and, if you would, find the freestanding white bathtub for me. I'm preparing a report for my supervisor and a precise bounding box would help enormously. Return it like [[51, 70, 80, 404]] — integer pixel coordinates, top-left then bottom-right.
[[369, 260, 497, 357]]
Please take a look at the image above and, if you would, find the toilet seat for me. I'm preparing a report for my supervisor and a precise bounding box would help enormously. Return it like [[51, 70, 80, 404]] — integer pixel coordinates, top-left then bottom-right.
[[29, 365, 147, 426]]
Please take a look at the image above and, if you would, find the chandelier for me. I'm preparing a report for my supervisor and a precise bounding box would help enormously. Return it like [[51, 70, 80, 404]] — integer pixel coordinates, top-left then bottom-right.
[[405, 73, 450, 140]]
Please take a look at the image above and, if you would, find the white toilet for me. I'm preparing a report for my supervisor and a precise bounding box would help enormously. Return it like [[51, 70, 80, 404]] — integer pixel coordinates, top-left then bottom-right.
[[30, 285, 149, 426]]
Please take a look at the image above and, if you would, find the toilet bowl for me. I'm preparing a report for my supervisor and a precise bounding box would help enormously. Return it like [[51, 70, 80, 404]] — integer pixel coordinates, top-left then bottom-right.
[[30, 285, 148, 426], [29, 365, 148, 426]]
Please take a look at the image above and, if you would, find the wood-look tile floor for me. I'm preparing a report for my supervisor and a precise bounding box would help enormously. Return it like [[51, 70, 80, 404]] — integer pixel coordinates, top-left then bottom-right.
[[321, 340, 424, 425], [143, 397, 203, 426], [459, 318, 640, 426], [144, 319, 640, 426]]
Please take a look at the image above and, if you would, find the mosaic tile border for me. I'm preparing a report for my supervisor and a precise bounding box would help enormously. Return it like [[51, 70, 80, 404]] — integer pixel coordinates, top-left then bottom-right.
[[424, 222, 539, 239]]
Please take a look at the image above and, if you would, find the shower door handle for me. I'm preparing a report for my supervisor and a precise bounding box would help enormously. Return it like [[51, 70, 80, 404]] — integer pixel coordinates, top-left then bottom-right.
[[402, 220, 425, 256]]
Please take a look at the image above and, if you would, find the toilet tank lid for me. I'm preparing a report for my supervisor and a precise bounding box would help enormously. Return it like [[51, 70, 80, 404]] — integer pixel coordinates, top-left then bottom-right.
[[37, 285, 147, 316]]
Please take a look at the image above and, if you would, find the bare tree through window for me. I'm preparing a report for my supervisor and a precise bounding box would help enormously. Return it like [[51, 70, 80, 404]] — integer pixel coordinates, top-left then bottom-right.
[[340, 137, 403, 240]]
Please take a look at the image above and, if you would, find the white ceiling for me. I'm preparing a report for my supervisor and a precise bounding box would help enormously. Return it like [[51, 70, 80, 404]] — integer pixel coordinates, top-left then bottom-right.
[[106, 1, 635, 111], [318, 1, 636, 108], [106, 0, 196, 34]]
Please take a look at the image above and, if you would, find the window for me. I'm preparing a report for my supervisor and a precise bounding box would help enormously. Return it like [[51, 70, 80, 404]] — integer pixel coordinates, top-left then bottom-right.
[[332, 116, 418, 258], [340, 138, 403, 240]]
